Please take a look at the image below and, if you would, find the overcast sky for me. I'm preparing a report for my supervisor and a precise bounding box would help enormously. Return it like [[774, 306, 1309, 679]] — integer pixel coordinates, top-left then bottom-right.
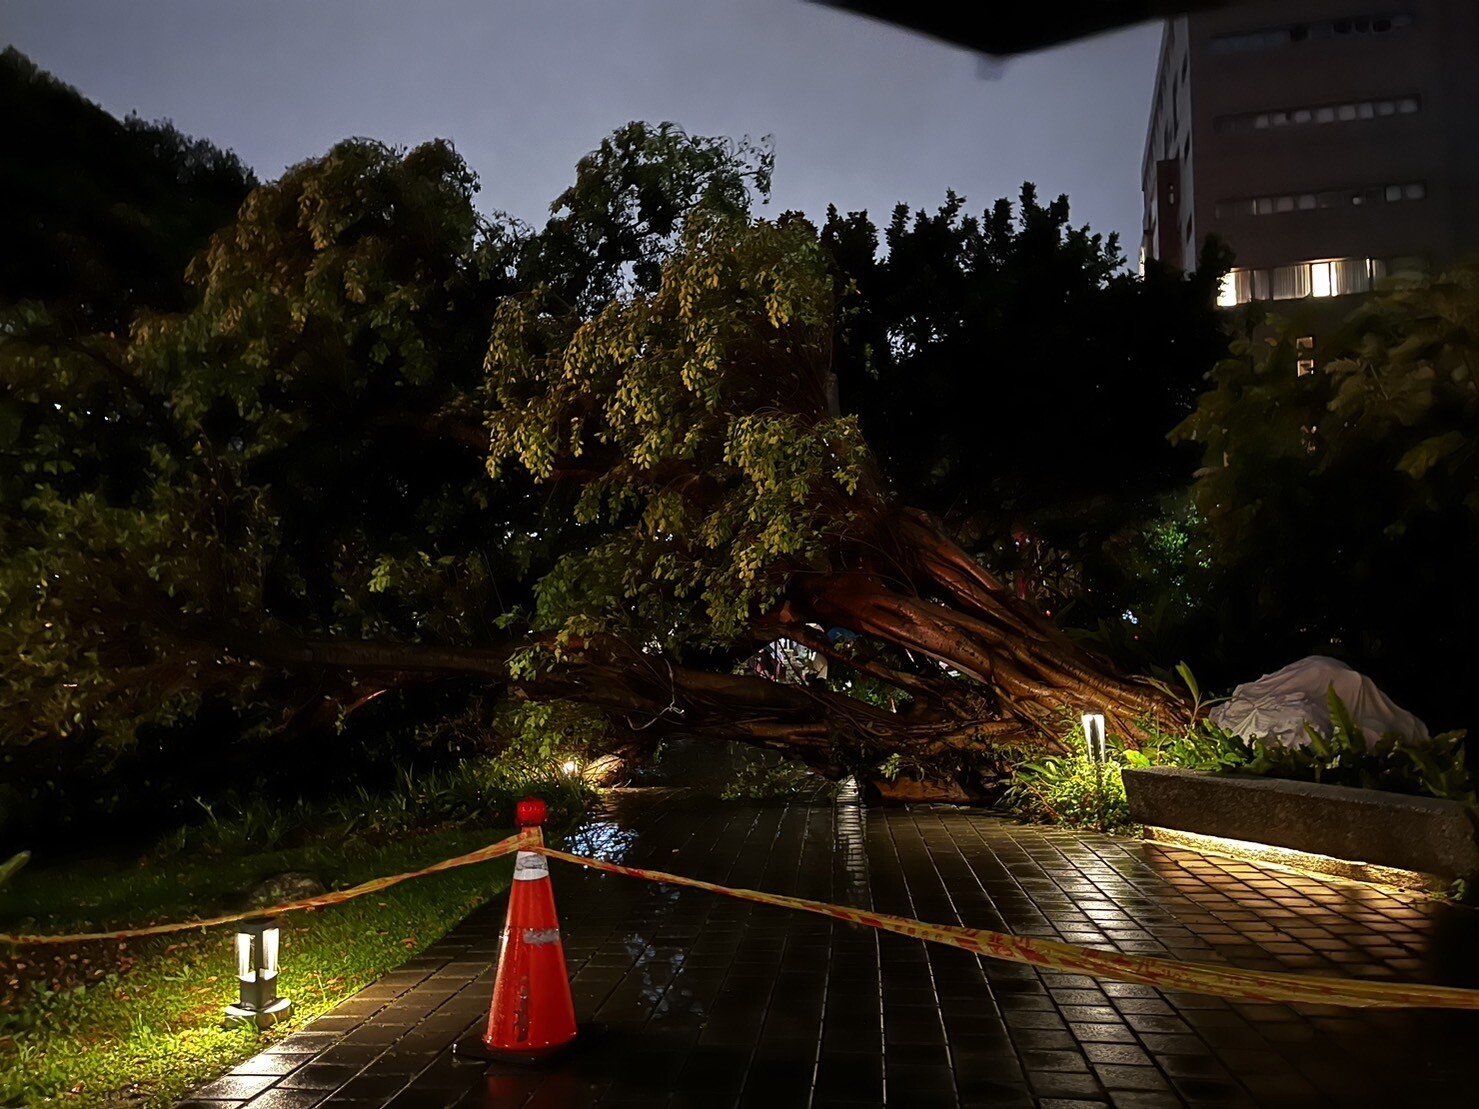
[[3, 0, 1162, 253]]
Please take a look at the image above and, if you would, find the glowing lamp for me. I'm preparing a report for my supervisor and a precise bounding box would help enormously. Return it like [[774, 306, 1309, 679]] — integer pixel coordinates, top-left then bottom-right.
[[1081, 713, 1107, 764], [224, 918, 292, 1029]]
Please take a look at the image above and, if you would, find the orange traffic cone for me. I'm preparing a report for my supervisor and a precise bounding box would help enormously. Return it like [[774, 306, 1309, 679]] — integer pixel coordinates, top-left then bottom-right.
[[455, 797, 578, 1062]]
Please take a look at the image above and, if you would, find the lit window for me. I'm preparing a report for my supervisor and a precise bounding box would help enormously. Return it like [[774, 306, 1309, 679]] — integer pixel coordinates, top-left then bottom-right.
[[1316, 106, 1336, 123], [1255, 197, 1275, 215], [1350, 192, 1365, 206], [1255, 114, 1271, 129], [1298, 194, 1317, 210], [1338, 104, 1357, 121], [1311, 262, 1333, 298], [1217, 273, 1239, 307], [1398, 97, 1419, 113], [1385, 184, 1403, 202], [1293, 108, 1313, 123], [1276, 196, 1295, 212], [1272, 111, 1290, 126], [1271, 264, 1310, 299], [1404, 182, 1426, 200], [1357, 102, 1375, 119], [1297, 337, 1316, 373], [1376, 100, 1395, 116]]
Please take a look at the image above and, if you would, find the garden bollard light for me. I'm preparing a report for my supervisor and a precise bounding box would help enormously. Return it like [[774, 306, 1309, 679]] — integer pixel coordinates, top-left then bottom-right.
[[1081, 713, 1107, 763], [224, 918, 293, 1029]]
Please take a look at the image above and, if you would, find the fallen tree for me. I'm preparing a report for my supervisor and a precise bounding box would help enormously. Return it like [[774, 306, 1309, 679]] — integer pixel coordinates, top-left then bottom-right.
[[475, 210, 1184, 796], [1, 125, 1189, 805]]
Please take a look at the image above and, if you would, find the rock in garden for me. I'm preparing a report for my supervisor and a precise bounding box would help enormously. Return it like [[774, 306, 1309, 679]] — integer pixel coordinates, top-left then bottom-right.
[[245, 872, 327, 908]]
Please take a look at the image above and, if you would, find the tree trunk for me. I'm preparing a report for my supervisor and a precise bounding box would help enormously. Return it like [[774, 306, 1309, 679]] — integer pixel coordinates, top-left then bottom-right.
[[233, 507, 1187, 803]]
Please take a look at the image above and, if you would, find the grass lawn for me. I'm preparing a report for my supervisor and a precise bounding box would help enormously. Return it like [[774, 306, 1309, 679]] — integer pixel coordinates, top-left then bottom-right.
[[0, 826, 515, 1107]]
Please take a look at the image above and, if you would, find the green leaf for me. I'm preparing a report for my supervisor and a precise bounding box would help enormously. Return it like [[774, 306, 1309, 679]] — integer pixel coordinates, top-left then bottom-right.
[[1396, 430, 1466, 479]]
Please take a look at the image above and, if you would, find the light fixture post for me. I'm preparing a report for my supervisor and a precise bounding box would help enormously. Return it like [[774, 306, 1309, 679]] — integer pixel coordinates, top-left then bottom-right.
[[1081, 713, 1108, 829], [1080, 713, 1107, 764], [224, 918, 293, 1030]]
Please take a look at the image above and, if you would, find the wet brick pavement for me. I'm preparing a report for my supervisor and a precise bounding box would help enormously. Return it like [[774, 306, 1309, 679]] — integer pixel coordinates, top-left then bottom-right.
[[178, 788, 1479, 1108]]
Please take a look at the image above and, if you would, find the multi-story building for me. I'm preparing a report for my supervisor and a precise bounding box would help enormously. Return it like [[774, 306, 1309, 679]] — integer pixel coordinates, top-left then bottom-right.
[[1141, 2, 1479, 311]]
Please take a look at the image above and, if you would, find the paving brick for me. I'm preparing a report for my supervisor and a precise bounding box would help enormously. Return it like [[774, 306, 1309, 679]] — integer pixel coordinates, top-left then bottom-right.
[[191, 1075, 279, 1101], [175, 792, 1479, 1109], [243, 1090, 327, 1109]]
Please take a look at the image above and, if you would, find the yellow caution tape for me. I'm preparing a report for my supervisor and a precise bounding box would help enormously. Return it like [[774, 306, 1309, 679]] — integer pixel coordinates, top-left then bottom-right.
[[0, 829, 535, 946], [8, 824, 1479, 1011], [535, 845, 1479, 1011]]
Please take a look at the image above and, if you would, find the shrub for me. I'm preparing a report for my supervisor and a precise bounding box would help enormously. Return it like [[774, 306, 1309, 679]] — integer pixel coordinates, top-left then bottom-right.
[[1003, 719, 1132, 831], [1004, 688, 1474, 833], [719, 757, 835, 803]]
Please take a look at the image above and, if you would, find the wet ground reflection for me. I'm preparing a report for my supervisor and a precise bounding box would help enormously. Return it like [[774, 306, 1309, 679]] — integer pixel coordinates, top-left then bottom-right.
[[196, 791, 1479, 1109]]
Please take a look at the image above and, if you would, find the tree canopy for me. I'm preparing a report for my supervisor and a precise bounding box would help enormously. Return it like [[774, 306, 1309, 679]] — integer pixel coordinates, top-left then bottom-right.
[[1175, 271, 1479, 730], [825, 189, 1230, 551], [2, 111, 1228, 831], [0, 47, 256, 331]]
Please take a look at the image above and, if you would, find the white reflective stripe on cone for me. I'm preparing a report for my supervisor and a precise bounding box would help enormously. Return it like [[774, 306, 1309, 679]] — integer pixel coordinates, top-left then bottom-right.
[[513, 851, 549, 881]]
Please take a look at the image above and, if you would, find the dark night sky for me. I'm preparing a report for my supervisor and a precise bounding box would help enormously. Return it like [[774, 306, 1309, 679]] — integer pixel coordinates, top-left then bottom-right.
[[2, 0, 1162, 252]]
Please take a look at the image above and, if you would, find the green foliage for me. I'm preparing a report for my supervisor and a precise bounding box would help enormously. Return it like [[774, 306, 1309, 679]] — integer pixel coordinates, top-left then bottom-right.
[[487, 209, 871, 651], [1250, 706, 1472, 803], [1, 47, 256, 330], [1138, 690, 1475, 804], [0, 826, 518, 1107], [1, 112, 801, 826], [514, 121, 775, 311], [170, 756, 592, 855], [1143, 721, 1253, 774], [1007, 685, 1475, 833], [1, 135, 510, 761], [825, 190, 1230, 573], [1174, 269, 1479, 729], [719, 756, 835, 803], [1005, 753, 1131, 831], [877, 752, 905, 783], [0, 851, 29, 888]]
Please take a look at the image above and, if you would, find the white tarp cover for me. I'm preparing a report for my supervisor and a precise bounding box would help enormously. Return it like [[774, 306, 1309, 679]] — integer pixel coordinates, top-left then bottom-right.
[[1208, 655, 1430, 749]]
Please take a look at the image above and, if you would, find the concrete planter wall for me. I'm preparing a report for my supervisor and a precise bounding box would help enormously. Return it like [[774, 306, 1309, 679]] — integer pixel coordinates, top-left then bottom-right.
[[1122, 766, 1479, 890]]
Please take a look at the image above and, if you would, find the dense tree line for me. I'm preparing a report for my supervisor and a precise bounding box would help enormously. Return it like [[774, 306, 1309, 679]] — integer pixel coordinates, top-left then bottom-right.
[[3, 51, 1471, 838]]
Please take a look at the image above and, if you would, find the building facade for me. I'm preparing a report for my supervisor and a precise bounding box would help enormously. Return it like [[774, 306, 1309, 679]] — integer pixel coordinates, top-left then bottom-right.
[[1141, 2, 1479, 308]]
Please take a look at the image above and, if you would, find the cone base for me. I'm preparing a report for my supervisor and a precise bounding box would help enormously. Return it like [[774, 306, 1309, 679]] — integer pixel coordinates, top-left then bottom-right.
[[452, 1025, 577, 1065]]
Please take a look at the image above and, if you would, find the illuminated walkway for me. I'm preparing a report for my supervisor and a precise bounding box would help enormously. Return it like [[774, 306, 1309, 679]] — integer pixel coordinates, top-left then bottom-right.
[[178, 789, 1479, 1108]]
